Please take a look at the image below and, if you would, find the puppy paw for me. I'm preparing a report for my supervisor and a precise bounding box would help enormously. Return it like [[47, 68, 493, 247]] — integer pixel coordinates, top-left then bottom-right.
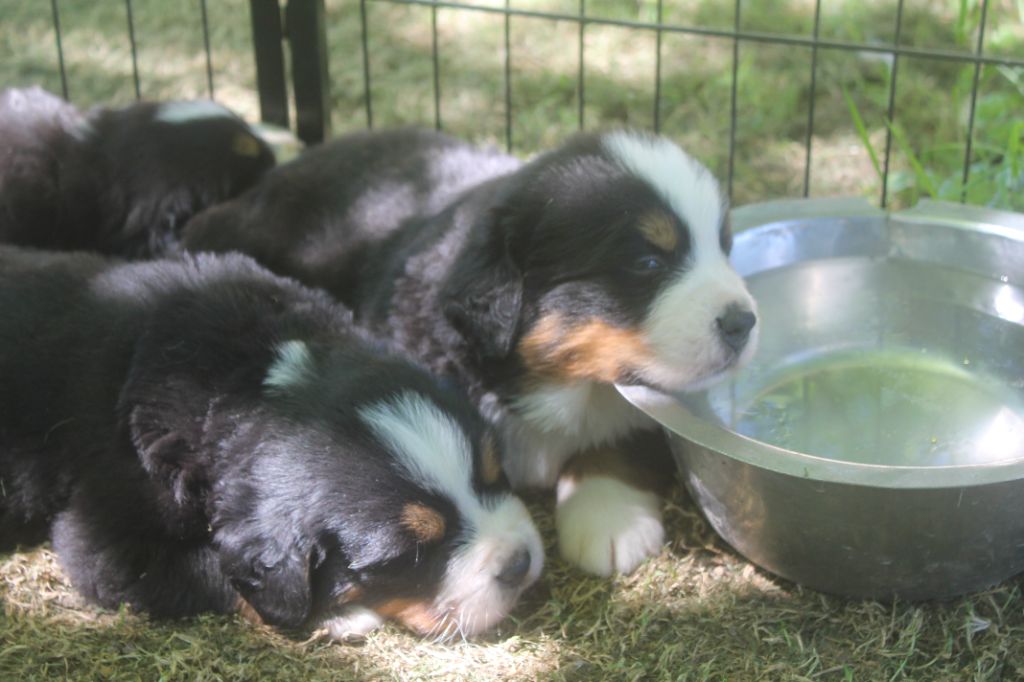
[[555, 476, 664, 576], [321, 606, 384, 642]]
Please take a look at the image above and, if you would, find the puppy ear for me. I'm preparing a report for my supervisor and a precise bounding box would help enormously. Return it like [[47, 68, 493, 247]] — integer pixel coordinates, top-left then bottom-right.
[[441, 211, 524, 359], [181, 200, 250, 255], [121, 373, 211, 511], [219, 535, 314, 630]]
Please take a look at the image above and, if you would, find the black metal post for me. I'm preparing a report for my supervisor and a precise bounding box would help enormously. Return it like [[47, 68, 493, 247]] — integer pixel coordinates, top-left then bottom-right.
[[250, 0, 289, 128], [286, 0, 331, 144], [50, 0, 69, 101]]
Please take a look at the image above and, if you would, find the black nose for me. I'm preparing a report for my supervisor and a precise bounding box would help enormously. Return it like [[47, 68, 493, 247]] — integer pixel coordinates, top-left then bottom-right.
[[496, 548, 532, 588], [716, 305, 756, 353]]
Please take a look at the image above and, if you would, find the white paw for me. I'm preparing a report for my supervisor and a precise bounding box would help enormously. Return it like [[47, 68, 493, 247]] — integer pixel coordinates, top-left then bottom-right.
[[555, 475, 665, 576], [321, 606, 384, 642]]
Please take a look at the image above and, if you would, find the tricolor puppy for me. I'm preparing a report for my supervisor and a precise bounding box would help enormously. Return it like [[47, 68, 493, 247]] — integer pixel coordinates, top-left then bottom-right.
[[0, 246, 542, 641], [182, 128, 758, 576], [0, 87, 274, 257]]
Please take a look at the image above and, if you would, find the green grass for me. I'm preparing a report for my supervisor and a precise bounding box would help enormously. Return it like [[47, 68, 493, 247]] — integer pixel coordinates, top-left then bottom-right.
[[2, 1, 1024, 679], [5, 491, 1024, 681]]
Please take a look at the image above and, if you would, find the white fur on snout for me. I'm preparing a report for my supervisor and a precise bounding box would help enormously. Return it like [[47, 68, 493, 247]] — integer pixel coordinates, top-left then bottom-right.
[[602, 130, 758, 391], [360, 392, 543, 638], [556, 476, 664, 576], [642, 259, 759, 391], [434, 494, 543, 638]]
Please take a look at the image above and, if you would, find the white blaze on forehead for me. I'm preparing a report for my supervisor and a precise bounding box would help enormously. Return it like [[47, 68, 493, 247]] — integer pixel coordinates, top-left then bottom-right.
[[602, 131, 724, 262], [155, 100, 234, 124], [360, 391, 478, 519], [264, 340, 315, 390]]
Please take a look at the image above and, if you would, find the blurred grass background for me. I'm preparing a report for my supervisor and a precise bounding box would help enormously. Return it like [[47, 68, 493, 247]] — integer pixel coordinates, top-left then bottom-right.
[[1, 0, 1021, 209], [2, 1, 1024, 680]]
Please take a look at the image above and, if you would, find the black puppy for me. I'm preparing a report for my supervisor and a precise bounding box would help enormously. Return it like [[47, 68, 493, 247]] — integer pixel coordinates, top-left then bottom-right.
[[0, 246, 541, 640], [183, 127, 758, 577], [0, 87, 274, 257]]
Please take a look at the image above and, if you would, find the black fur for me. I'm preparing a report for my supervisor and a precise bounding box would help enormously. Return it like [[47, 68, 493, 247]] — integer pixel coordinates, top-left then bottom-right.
[[182, 127, 518, 300], [0, 246, 510, 630], [0, 87, 275, 258], [183, 128, 725, 412]]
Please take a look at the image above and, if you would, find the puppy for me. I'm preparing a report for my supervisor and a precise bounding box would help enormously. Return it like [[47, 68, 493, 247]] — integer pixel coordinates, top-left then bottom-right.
[[0, 87, 274, 258], [0, 246, 542, 640], [182, 128, 759, 576]]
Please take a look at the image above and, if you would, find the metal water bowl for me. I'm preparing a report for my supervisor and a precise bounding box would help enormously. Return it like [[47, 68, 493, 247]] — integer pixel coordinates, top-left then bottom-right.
[[619, 198, 1024, 600]]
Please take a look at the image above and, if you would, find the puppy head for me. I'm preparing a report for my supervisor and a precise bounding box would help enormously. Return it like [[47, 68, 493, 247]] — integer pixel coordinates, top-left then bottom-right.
[[444, 130, 757, 393], [87, 99, 275, 256], [215, 340, 542, 639]]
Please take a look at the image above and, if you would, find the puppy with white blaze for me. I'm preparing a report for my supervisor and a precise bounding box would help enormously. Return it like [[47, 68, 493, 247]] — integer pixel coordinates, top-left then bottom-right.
[[0, 86, 274, 257], [182, 127, 758, 576], [0, 246, 541, 641]]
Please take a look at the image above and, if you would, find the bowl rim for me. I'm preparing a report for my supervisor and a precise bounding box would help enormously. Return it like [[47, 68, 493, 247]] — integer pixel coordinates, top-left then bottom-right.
[[616, 384, 1024, 489], [619, 198, 1024, 491]]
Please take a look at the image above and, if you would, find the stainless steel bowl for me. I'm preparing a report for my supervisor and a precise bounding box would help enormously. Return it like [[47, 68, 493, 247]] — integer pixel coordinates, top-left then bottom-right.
[[619, 198, 1024, 600]]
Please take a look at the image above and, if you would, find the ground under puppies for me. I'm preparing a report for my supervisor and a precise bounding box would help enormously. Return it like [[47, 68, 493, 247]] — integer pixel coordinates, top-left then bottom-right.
[[0, 246, 542, 640]]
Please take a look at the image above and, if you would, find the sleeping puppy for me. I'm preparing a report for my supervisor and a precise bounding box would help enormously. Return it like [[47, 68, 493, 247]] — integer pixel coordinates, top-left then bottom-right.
[[180, 127, 519, 298], [182, 128, 758, 576], [0, 86, 274, 258], [0, 246, 542, 641]]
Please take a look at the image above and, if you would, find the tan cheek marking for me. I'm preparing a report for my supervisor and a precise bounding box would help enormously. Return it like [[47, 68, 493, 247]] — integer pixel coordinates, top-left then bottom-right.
[[232, 133, 263, 157], [518, 313, 655, 383], [401, 503, 447, 543], [373, 597, 439, 635], [335, 585, 364, 607], [639, 211, 678, 252], [481, 433, 503, 485], [235, 596, 266, 626]]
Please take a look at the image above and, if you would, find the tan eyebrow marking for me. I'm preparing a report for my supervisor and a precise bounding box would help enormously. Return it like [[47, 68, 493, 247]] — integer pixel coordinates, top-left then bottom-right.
[[232, 133, 263, 157], [480, 432, 503, 485], [638, 211, 679, 252], [400, 502, 446, 543]]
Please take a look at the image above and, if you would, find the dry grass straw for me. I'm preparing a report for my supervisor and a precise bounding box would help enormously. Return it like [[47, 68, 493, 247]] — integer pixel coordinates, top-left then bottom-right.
[[4, 489, 1023, 681]]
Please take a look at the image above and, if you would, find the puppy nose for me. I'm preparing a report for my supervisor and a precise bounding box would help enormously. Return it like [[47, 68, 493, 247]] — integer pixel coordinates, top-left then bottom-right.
[[496, 547, 532, 588], [716, 304, 756, 352]]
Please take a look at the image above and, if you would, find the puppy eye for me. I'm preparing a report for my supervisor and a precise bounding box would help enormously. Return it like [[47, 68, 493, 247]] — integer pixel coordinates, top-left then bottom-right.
[[630, 255, 667, 274]]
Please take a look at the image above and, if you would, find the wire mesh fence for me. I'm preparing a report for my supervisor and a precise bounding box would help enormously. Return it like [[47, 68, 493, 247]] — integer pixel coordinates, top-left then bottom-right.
[[20, 0, 1024, 210]]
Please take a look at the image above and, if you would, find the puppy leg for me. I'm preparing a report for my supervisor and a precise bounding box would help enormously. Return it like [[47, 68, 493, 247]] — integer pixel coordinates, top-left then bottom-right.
[[555, 429, 674, 576], [321, 606, 385, 642]]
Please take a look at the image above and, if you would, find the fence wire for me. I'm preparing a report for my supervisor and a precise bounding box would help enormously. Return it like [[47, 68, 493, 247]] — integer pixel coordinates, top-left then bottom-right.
[[44, 0, 1021, 208]]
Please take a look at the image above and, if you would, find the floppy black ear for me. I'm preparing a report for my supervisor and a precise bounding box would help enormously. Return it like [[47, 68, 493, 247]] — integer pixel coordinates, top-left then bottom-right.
[[218, 534, 314, 629], [441, 210, 524, 360], [121, 373, 212, 512]]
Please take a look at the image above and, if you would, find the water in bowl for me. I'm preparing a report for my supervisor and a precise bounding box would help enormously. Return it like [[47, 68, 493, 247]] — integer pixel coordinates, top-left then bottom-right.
[[722, 349, 1024, 466]]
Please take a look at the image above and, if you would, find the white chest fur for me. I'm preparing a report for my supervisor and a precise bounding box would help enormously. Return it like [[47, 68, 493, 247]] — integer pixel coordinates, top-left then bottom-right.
[[498, 380, 656, 489]]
